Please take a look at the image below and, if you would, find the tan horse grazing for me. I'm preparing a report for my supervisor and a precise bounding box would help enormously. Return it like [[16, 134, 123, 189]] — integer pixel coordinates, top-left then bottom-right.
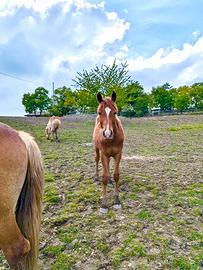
[[93, 91, 124, 213], [45, 116, 61, 142], [0, 123, 44, 270]]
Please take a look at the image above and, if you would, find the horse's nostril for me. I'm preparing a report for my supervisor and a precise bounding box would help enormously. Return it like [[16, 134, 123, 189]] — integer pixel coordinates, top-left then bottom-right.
[[110, 130, 113, 137], [103, 131, 106, 137]]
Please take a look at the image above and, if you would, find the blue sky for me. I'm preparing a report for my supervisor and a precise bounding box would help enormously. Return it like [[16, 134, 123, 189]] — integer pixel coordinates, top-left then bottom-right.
[[0, 0, 203, 115]]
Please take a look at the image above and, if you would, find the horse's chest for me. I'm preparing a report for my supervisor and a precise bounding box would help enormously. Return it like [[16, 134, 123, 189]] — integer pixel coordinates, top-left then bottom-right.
[[101, 142, 122, 157]]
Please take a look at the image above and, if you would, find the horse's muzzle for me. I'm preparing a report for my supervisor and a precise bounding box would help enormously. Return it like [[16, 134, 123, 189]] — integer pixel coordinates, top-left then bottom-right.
[[103, 130, 113, 139]]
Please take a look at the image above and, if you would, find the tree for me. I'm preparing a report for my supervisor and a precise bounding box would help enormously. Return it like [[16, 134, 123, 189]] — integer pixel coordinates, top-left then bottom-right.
[[174, 86, 191, 112], [75, 90, 94, 113], [73, 60, 131, 112], [133, 95, 149, 117], [22, 87, 51, 115], [125, 81, 144, 106], [22, 93, 37, 115], [190, 83, 203, 110], [120, 81, 149, 116], [49, 86, 76, 116], [151, 83, 174, 111], [34, 87, 51, 114]]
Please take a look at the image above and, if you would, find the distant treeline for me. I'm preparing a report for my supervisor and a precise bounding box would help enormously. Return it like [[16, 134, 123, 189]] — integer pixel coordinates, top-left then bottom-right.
[[22, 61, 203, 117]]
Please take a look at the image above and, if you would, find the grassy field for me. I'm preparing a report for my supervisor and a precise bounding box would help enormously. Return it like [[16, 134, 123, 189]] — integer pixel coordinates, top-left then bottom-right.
[[0, 114, 202, 270]]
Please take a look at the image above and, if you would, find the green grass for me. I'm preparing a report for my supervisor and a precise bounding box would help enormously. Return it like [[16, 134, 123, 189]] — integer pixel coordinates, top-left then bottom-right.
[[45, 171, 55, 182], [172, 256, 201, 270], [0, 114, 202, 270], [111, 233, 146, 268], [44, 185, 60, 204], [43, 245, 64, 257], [137, 209, 152, 220], [51, 253, 77, 270], [167, 123, 203, 131]]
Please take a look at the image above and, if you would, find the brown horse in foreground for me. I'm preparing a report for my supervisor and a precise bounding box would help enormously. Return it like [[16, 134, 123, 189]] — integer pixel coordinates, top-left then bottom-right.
[[45, 116, 61, 142], [93, 91, 124, 213], [0, 123, 44, 269]]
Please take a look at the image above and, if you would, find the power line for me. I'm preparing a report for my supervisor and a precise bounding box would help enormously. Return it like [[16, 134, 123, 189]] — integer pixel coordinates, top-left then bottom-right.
[[0, 71, 38, 84]]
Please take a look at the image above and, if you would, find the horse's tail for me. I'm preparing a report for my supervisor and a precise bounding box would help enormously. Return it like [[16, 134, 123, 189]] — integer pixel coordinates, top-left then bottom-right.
[[16, 131, 44, 270]]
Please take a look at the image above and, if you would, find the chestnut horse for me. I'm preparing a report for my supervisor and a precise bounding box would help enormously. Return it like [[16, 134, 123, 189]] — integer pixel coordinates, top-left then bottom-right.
[[45, 116, 61, 142], [0, 122, 44, 269], [93, 91, 124, 213]]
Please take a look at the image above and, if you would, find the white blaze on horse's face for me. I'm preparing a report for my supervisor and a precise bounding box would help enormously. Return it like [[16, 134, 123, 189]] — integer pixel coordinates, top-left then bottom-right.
[[103, 107, 112, 138]]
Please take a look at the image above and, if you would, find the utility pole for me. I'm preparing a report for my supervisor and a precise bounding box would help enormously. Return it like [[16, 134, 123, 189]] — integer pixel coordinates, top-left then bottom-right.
[[52, 82, 55, 102], [52, 82, 55, 112]]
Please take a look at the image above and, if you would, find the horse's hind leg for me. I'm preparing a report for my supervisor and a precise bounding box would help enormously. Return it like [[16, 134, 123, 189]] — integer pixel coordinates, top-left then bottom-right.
[[0, 215, 30, 270], [56, 129, 60, 142], [51, 131, 55, 142], [113, 153, 122, 209], [94, 147, 100, 182]]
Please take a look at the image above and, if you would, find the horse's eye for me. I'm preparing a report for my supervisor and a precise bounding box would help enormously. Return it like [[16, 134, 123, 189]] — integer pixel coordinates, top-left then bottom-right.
[[98, 112, 101, 115], [114, 112, 117, 115]]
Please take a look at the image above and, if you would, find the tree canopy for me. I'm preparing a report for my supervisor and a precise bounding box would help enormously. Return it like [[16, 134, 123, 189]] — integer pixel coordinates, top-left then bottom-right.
[[49, 86, 76, 116], [22, 87, 51, 115], [22, 61, 203, 117], [73, 60, 131, 111]]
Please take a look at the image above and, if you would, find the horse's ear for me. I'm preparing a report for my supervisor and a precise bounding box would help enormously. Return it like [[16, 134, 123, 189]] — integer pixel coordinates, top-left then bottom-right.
[[97, 92, 103, 103], [111, 91, 116, 102]]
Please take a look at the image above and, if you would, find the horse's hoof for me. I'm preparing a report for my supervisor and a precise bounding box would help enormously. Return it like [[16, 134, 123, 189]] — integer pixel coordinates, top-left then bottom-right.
[[108, 179, 114, 187], [113, 204, 122, 210], [99, 207, 108, 214], [94, 176, 99, 183]]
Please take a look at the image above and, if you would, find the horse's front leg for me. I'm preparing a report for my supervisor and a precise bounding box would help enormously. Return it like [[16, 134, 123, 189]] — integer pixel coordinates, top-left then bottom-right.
[[100, 152, 110, 213], [94, 147, 100, 182], [113, 152, 122, 209], [55, 128, 60, 142]]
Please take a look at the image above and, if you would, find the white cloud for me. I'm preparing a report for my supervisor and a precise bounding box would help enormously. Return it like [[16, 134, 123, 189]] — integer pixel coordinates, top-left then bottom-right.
[[74, 0, 105, 10], [106, 11, 117, 21], [177, 57, 203, 84], [0, 0, 66, 17], [124, 36, 203, 89], [0, 0, 105, 17], [128, 37, 203, 72], [192, 30, 200, 39], [94, 14, 130, 51]]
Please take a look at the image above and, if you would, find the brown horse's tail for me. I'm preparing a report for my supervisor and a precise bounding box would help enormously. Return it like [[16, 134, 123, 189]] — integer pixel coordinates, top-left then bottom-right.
[[16, 131, 44, 270]]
